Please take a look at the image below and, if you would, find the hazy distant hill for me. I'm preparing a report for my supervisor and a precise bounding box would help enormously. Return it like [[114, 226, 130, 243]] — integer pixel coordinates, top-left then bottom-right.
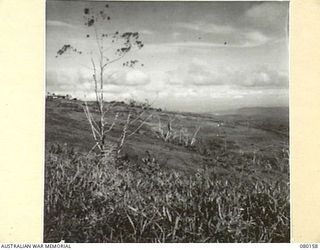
[[209, 106, 289, 137], [236, 107, 289, 118], [214, 106, 289, 121]]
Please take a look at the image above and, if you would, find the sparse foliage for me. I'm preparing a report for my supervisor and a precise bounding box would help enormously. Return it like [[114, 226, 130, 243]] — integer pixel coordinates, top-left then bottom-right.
[[56, 4, 146, 156]]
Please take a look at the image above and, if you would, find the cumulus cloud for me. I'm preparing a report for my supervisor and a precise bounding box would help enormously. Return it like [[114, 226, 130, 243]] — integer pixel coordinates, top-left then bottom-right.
[[107, 69, 150, 86], [238, 31, 270, 47], [46, 69, 93, 98], [46, 68, 151, 99], [236, 67, 288, 89], [46, 1, 288, 111], [165, 59, 288, 89], [166, 59, 224, 86]]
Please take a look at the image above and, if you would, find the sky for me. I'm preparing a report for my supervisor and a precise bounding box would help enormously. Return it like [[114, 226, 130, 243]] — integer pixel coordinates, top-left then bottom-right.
[[46, 1, 289, 113]]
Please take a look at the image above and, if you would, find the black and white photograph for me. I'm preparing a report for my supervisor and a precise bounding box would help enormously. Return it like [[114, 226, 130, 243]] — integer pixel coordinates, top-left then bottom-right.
[[44, 0, 289, 243]]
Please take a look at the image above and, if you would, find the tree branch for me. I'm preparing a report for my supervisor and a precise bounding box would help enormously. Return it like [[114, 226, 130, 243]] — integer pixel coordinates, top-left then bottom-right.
[[117, 113, 131, 154], [91, 57, 100, 105], [83, 101, 101, 142], [105, 112, 119, 133], [127, 113, 153, 138], [102, 53, 126, 69]]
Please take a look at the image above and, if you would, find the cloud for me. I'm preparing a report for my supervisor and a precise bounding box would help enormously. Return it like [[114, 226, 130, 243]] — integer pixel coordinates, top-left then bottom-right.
[[165, 59, 288, 89], [47, 20, 76, 29], [46, 69, 93, 95], [46, 68, 151, 99], [245, 2, 288, 24], [163, 42, 225, 48], [144, 39, 270, 56], [107, 69, 151, 86], [236, 31, 270, 48], [173, 2, 288, 48], [236, 67, 288, 89], [175, 22, 234, 34], [166, 59, 225, 86], [172, 32, 181, 39], [243, 2, 289, 38], [154, 38, 270, 49], [174, 21, 271, 47]]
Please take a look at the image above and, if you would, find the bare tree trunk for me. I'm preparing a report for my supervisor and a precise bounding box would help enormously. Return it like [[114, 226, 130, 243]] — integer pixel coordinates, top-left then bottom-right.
[[117, 113, 131, 156]]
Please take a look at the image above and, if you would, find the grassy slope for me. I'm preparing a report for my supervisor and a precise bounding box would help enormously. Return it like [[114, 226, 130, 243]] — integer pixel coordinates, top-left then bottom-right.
[[45, 99, 289, 182], [44, 99, 290, 242]]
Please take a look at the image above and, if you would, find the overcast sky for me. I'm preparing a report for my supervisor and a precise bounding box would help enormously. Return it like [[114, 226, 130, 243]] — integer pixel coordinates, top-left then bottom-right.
[[46, 1, 289, 113]]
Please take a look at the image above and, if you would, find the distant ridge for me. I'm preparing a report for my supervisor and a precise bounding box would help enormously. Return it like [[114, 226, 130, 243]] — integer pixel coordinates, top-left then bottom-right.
[[211, 106, 289, 119], [236, 106, 289, 118]]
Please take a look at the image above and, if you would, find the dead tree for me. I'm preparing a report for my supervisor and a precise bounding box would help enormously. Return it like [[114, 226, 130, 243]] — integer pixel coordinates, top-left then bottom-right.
[[156, 114, 201, 147], [177, 125, 200, 147], [156, 115, 177, 142]]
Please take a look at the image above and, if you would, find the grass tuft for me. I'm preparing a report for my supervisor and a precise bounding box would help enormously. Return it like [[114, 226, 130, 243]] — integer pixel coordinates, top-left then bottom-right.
[[44, 144, 289, 243]]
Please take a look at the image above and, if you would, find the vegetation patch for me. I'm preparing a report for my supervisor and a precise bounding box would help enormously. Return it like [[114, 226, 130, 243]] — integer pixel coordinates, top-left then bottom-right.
[[44, 144, 289, 243]]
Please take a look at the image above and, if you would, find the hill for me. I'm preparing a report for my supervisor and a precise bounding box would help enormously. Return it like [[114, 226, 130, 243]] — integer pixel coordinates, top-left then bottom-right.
[[236, 106, 289, 119], [45, 99, 289, 180], [44, 98, 290, 242]]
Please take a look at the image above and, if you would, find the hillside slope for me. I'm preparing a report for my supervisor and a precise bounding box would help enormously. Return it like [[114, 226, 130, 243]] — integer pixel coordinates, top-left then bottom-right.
[[45, 99, 289, 182]]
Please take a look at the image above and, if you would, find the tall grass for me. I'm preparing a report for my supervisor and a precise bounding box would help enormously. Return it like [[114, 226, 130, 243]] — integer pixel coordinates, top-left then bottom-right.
[[44, 144, 289, 243]]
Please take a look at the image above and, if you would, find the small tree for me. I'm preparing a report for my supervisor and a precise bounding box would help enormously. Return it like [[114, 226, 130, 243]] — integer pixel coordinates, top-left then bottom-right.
[[56, 4, 147, 156]]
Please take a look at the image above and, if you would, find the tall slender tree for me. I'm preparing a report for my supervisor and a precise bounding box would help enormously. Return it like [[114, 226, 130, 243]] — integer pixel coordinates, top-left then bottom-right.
[[56, 4, 147, 156]]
